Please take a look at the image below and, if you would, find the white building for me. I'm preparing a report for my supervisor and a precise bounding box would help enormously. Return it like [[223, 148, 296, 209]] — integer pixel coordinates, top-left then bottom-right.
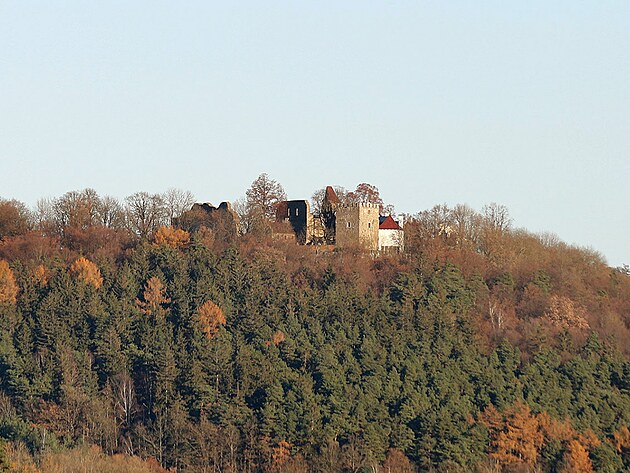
[[378, 216, 404, 253]]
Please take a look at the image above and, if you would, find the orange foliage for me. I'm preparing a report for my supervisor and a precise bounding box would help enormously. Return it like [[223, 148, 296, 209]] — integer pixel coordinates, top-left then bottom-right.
[[543, 295, 589, 330], [69, 257, 103, 288], [196, 300, 226, 339], [613, 425, 630, 453], [33, 264, 49, 286], [480, 402, 543, 466], [0, 259, 18, 305], [272, 330, 286, 346], [537, 412, 575, 443], [271, 440, 291, 471], [560, 439, 594, 473], [136, 277, 170, 315], [153, 226, 190, 249], [0, 232, 58, 262]]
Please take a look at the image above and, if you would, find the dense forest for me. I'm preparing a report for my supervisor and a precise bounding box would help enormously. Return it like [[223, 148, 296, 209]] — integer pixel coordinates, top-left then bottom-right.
[[0, 180, 628, 472]]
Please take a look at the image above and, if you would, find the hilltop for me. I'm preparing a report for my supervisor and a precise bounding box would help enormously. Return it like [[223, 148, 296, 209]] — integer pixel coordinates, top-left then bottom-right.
[[0, 180, 628, 472]]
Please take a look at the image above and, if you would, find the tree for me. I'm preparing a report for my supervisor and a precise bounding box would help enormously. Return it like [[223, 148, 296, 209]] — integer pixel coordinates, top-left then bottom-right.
[[382, 448, 416, 473], [196, 300, 226, 340], [95, 195, 126, 229], [153, 226, 190, 249], [481, 402, 543, 467], [245, 173, 286, 222], [52, 188, 101, 234], [0, 199, 32, 239], [310, 185, 348, 215], [125, 192, 168, 238], [136, 277, 171, 316], [69, 257, 103, 288], [0, 260, 18, 305], [162, 188, 195, 226], [347, 183, 384, 209], [482, 203, 512, 232], [560, 439, 594, 472]]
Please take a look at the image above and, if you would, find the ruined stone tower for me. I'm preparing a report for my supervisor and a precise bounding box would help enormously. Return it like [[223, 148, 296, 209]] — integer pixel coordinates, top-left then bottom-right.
[[321, 186, 340, 244]]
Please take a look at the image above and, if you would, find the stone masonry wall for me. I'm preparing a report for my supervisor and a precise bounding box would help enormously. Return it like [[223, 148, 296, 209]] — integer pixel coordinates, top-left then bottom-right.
[[335, 203, 379, 251]]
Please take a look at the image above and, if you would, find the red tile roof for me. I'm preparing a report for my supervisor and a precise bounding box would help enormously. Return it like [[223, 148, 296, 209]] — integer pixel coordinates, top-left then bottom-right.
[[379, 215, 401, 230], [325, 186, 340, 204]]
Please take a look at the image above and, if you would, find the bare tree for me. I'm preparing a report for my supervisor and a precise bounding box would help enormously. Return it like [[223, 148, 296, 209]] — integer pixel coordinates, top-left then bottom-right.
[[125, 192, 168, 238], [311, 185, 348, 215], [347, 182, 384, 208], [51, 188, 101, 235], [162, 188, 195, 225], [245, 173, 286, 221], [96, 195, 126, 229], [451, 204, 482, 247], [482, 203, 512, 232]]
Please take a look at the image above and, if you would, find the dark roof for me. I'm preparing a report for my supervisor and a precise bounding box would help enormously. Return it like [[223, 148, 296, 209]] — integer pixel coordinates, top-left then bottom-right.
[[379, 215, 401, 230], [324, 186, 340, 205]]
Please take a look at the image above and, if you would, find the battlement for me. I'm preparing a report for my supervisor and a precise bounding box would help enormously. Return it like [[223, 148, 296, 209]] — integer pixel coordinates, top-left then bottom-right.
[[336, 202, 380, 209]]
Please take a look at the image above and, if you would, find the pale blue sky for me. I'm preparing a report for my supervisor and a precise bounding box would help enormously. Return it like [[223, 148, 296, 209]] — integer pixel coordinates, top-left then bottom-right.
[[1, 2, 628, 265]]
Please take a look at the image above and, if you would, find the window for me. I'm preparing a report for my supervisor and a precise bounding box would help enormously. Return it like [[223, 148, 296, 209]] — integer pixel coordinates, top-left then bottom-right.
[[296, 208, 299, 216], [368, 222, 372, 228], [347, 221, 351, 228]]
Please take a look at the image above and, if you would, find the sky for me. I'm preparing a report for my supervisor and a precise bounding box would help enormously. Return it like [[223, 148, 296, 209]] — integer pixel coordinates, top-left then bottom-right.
[[1, 1, 628, 266]]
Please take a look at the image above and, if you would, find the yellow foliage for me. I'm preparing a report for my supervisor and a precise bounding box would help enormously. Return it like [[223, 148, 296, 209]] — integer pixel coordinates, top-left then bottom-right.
[[538, 412, 576, 443], [136, 277, 170, 316], [272, 330, 286, 346], [560, 439, 594, 473], [69, 257, 103, 288], [0, 259, 18, 305], [480, 402, 543, 466], [613, 425, 630, 453], [154, 226, 190, 249], [271, 440, 291, 471], [196, 300, 226, 339], [33, 264, 48, 286], [7, 442, 171, 473]]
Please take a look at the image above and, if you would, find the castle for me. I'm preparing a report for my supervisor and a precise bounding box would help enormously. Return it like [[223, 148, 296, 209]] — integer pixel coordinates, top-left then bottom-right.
[[275, 186, 403, 253], [177, 186, 403, 253]]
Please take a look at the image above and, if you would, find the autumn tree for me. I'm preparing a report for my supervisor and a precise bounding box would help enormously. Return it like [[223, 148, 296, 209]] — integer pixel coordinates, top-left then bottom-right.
[[382, 448, 416, 473], [136, 277, 171, 316], [69, 257, 103, 288], [32, 264, 49, 287], [560, 439, 594, 472], [195, 300, 226, 340], [480, 402, 543, 467], [0, 260, 18, 305], [245, 173, 286, 222], [0, 199, 32, 239], [153, 226, 190, 249], [543, 295, 590, 330], [52, 188, 101, 234]]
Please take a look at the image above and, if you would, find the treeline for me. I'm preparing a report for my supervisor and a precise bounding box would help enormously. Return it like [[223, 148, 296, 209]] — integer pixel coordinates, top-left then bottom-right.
[[0, 184, 628, 472]]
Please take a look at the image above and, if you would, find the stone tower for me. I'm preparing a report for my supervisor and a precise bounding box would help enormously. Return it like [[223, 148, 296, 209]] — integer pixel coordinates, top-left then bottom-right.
[[335, 203, 379, 251], [321, 186, 340, 244]]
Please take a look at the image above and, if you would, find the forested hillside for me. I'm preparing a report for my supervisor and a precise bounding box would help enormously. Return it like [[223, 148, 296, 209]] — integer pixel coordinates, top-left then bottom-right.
[[0, 187, 628, 472]]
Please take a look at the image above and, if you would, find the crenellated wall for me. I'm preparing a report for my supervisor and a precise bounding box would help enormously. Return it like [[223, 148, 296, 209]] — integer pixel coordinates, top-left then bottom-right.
[[335, 203, 379, 251]]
